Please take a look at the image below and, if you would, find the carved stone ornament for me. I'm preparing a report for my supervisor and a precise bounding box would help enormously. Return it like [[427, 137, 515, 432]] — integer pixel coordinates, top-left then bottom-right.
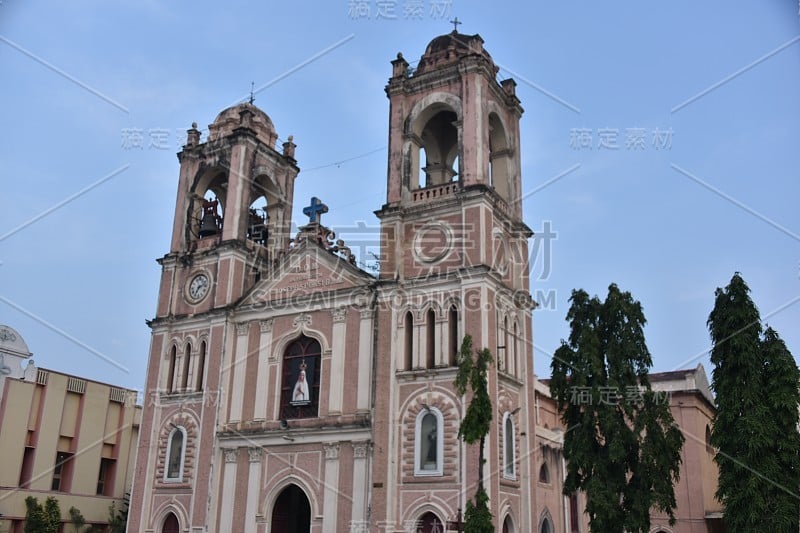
[[332, 307, 347, 323], [323, 442, 340, 460], [223, 448, 239, 463], [236, 322, 249, 336], [292, 314, 312, 328], [353, 442, 370, 459], [259, 319, 273, 333], [248, 447, 263, 462]]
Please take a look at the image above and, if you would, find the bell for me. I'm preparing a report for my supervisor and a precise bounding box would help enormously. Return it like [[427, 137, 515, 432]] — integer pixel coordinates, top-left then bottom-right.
[[199, 212, 219, 237]]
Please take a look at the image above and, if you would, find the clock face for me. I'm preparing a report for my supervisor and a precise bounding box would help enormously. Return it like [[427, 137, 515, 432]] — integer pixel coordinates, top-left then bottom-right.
[[187, 273, 210, 302]]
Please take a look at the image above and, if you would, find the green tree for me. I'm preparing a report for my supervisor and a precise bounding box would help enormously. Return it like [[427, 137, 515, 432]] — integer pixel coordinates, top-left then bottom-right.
[[549, 284, 684, 533], [454, 334, 494, 533], [25, 496, 61, 533], [108, 494, 129, 533], [69, 506, 87, 532], [708, 273, 800, 531]]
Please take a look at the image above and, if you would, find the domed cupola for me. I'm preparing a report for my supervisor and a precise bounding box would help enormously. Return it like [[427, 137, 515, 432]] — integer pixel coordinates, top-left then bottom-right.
[[415, 31, 497, 75], [208, 102, 278, 146]]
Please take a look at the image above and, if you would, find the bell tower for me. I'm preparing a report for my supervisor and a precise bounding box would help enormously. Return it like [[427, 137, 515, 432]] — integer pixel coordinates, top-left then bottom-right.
[[372, 31, 538, 532], [157, 102, 299, 318]]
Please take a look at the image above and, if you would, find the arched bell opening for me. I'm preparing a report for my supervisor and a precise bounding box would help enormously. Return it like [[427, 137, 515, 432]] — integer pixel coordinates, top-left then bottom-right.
[[488, 112, 512, 202], [409, 104, 460, 192], [249, 174, 283, 247], [190, 171, 227, 240]]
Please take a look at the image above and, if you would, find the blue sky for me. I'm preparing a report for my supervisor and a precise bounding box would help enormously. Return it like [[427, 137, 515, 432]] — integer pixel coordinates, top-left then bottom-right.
[[1, 1, 798, 393]]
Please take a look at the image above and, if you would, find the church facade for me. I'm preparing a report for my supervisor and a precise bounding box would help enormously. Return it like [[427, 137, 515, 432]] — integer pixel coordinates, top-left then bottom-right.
[[128, 31, 540, 533], [128, 30, 720, 533]]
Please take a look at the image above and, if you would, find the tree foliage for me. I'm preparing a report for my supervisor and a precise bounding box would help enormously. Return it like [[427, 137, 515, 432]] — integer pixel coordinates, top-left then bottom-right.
[[708, 273, 800, 531], [25, 496, 61, 533], [108, 492, 130, 533], [549, 284, 684, 533], [454, 334, 494, 533]]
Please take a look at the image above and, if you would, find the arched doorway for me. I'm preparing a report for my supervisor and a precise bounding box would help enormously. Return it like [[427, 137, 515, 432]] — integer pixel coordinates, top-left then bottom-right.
[[271, 484, 311, 533], [161, 512, 179, 533], [417, 511, 444, 532]]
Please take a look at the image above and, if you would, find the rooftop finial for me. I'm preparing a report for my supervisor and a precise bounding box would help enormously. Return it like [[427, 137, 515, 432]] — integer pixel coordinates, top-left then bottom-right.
[[449, 17, 462, 32], [249, 81, 255, 104]]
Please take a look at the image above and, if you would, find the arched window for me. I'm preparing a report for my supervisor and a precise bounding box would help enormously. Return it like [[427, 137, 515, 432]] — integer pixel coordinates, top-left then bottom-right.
[[503, 413, 516, 478], [425, 309, 436, 369], [280, 335, 321, 420], [165, 426, 186, 481], [180, 343, 191, 391], [412, 108, 459, 190], [415, 407, 444, 476], [502, 515, 515, 533], [538, 462, 550, 484], [161, 512, 180, 533], [539, 515, 553, 533], [166, 345, 177, 392], [448, 306, 458, 366], [195, 341, 206, 391], [404, 312, 414, 370]]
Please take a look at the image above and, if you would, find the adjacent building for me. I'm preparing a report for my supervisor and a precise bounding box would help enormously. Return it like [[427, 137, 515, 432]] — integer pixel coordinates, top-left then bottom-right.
[[0, 325, 141, 532]]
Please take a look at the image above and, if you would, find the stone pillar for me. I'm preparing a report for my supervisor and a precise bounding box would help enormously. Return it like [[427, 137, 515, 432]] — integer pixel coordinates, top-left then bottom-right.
[[356, 308, 373, 411], [254, 320, 273, 420], [322, 443, 341, 530], [229, 322, 249, 422], [328, 309, 347, 413], [219, 448, 239, 531], [245, 447, 263, 533], [350, 442, 370, 531]]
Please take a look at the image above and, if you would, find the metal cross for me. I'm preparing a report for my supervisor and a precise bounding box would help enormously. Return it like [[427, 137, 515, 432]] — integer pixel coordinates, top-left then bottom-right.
[[302, 196, 329, 224], [249, 81, 255, 104], [449, 17, 462, 32]]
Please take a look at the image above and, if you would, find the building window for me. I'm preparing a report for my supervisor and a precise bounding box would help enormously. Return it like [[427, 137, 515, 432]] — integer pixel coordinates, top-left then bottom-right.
[[414, 407, 443, 476], [165, 426, 186, 481], [19, 446, 35, 488], [180, 343, 192, 391], [280, 335, 321, 420], [503, 413, 515, 479], [538, 462, 550, 484], [540, 516, 553, 533], [448, 306, 458, 366], [425, 309, 435, 369], [404, 312, 414, 370], [196, 341, 207, 390], [166, 345, 177, 392], [97, 458, 116, 496], [52, 451, 73, 491], [569, 493, 580, 532]]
